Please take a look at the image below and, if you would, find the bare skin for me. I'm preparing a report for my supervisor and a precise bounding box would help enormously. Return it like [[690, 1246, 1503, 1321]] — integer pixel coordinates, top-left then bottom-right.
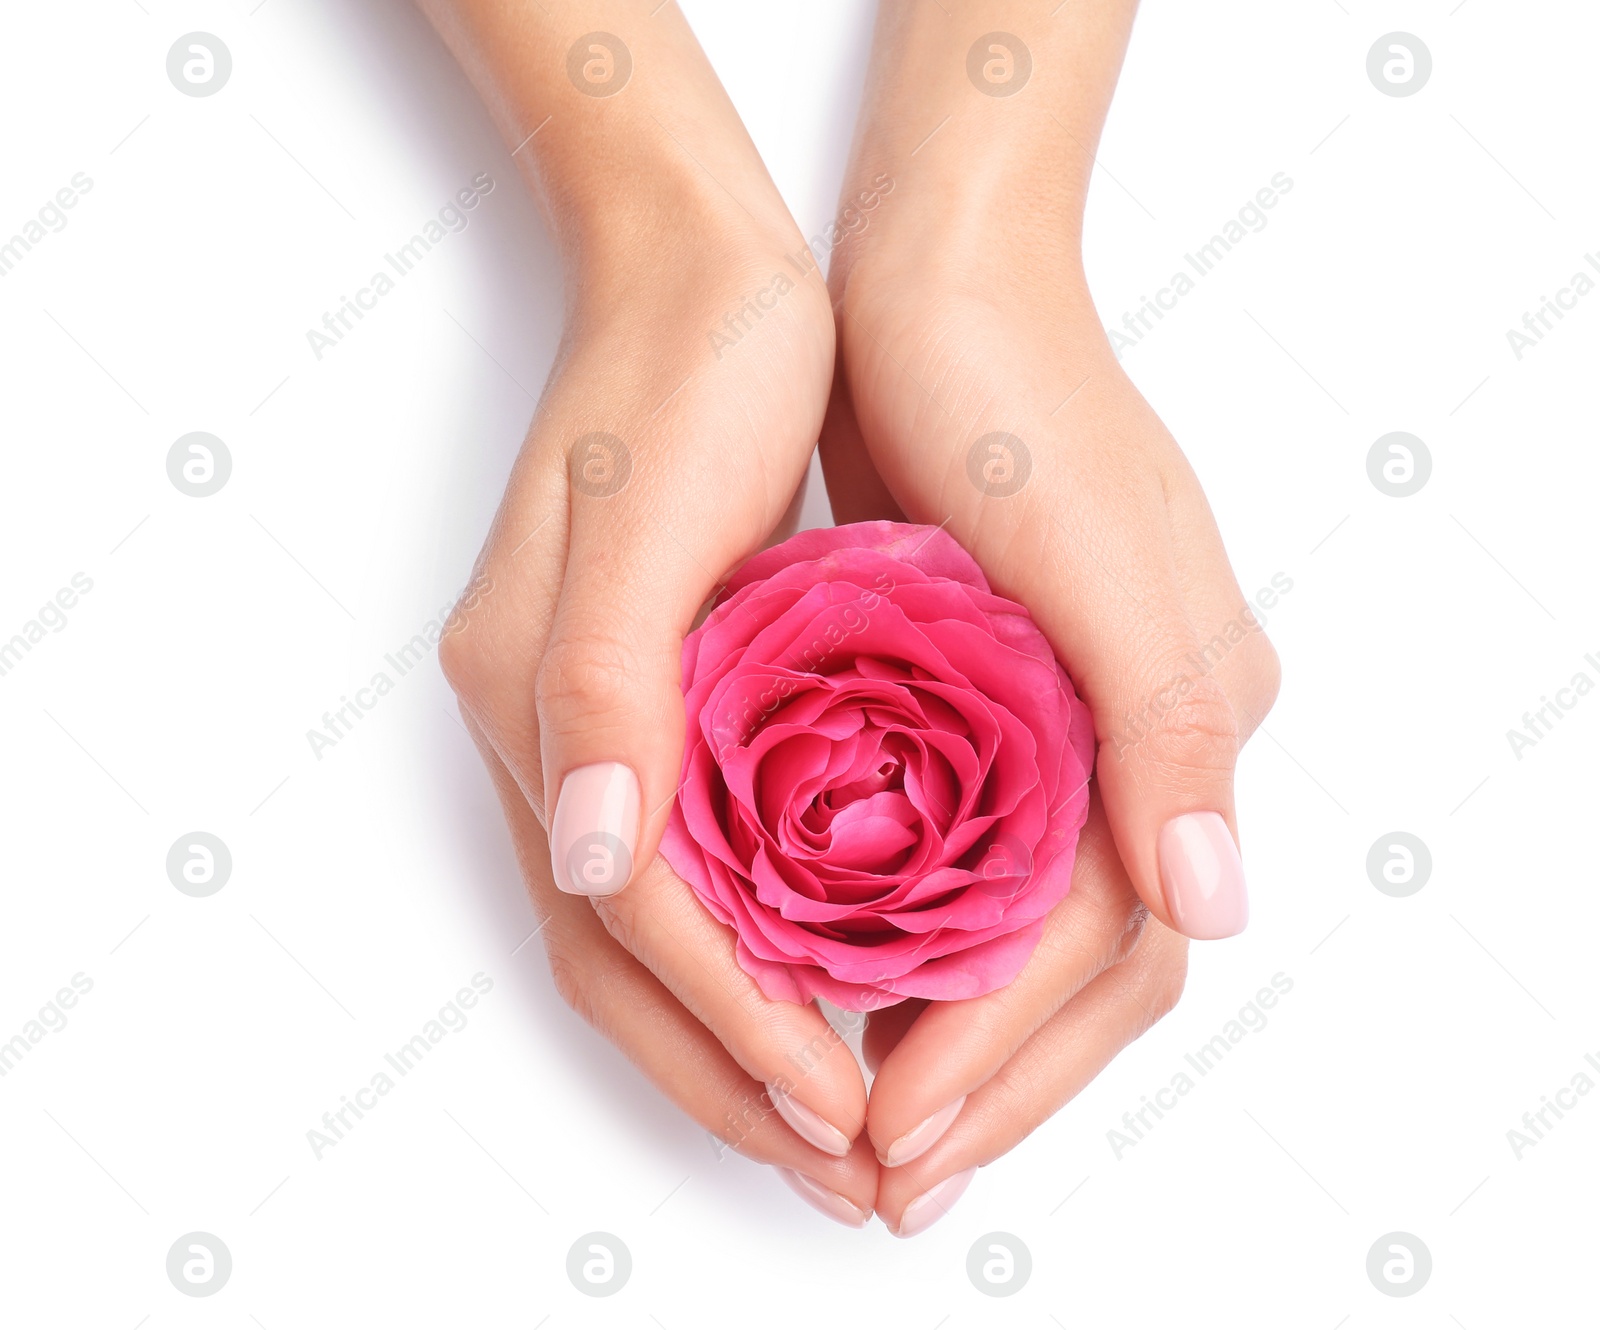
[[420, 0, 1279, 1233], [814, 2, 1280, 1230]]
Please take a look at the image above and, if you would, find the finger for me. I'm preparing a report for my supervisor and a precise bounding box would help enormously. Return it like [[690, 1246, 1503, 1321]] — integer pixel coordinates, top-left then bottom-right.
[[945, 393, 1249, 940], [538, 384, 814, 901], [1164, 477, 1282, 744], [864, 795, 1143, 1165], [875, 921, 1188, 1237], [1022, 464, 1247, 942], [463, 711, 879, 1223], [848, 353, 1251, 939], [592, 856, 869, 1155], [439, 435, 569, 822], [865, 509, 1278, 1162]]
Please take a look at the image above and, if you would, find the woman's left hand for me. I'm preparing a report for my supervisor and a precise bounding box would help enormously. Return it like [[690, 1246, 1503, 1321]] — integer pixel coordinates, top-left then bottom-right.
[[815, 83, 1281, 1231]]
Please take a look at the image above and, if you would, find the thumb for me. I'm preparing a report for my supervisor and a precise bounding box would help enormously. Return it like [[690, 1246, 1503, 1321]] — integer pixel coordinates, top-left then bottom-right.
[[1084, 596, 1247, 941], [977, 511, 1248, 940], [537, 486, 704, 900]]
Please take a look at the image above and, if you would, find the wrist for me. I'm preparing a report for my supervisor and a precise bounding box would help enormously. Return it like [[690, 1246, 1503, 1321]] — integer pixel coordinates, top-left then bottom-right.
[[421, 2, 807, 298], [827, 0, 1140, 319], [551, 144, 779, 273], [829, 148, 1098, 334], [559, 184, 830, 346]]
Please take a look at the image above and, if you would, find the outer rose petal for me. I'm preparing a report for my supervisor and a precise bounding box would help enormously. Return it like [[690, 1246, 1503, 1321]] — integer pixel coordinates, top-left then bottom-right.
[[721, 520, 993, 600], [661, 522, 1095, 1009]]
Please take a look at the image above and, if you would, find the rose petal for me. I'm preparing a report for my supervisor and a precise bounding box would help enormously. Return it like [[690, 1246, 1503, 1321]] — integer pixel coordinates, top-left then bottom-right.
[[661, 522, 1096, 1009]]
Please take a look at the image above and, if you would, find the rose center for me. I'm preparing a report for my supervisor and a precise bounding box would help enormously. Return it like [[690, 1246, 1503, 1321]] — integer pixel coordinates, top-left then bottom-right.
[[798, 754, 907, 835]]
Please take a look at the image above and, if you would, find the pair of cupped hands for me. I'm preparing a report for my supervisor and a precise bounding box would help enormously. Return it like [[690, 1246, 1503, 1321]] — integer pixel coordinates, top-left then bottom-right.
[[430, 2, 1280, 1236]]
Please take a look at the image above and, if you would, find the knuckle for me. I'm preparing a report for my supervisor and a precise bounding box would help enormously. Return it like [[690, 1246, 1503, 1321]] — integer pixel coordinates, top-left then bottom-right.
[[1148, 944, 1189, 1022], [544, 941, 593, 1022], [1122, 932, 1189, 1036], [1079, 867, 1148, 967], [991, 1048, 1049, 1109], [1037, 887, 1144, 981], [534, 629, 637, 727], [438, 612, 490, 702], [589, 893, 641, 958], [1108, 900, 1151, 967], [1238, 634, 1283, 738], [709, 1086, 781, 1163], [544, 932, 634, 1046], [436, 567, 501, 688], [957, 990, 1033, 1058], [1135, 675, 1239, 779], [1100, 929, 1189, 1043]]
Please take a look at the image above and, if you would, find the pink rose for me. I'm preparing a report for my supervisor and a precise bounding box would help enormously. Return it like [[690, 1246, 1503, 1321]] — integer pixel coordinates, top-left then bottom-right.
[[661, 521, 1095, 1009]]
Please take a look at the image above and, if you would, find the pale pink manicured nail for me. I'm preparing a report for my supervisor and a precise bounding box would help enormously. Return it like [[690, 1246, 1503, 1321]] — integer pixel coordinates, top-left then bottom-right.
[[767, 1082, 850, 1157], [1158, 811, 1248, 939], [894, 1166, 976, 1238], [775, 1167, 869, 1228], [550, 763, 640, 897], [882, 1095, 966, 1167]]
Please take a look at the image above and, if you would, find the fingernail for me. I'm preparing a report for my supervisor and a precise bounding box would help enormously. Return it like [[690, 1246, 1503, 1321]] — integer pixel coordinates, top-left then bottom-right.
[[894, 1165, 976, 1238], [550, 762, 640, 897], [1158, 811, 1248, 939], [767, 1082, 851, 1157], [881, 1095, 966, 1167], [775, 1167, 869, 1228]]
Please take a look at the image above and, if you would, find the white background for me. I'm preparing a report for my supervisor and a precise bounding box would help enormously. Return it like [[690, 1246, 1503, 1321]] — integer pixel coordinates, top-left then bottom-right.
[[1, 0, 1596, 1324]]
